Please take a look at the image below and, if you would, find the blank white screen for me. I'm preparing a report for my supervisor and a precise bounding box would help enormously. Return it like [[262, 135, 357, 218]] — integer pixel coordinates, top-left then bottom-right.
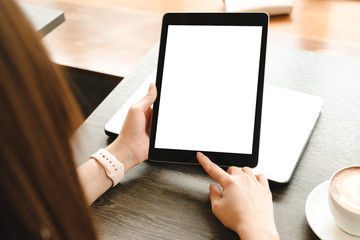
[[155, 25, 262, 154]]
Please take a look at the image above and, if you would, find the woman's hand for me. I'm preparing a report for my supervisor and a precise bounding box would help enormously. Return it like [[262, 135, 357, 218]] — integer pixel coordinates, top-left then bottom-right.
[[106, 83, 157, 173], [197, 152, 279, 240], [77, 84, 156, 204]]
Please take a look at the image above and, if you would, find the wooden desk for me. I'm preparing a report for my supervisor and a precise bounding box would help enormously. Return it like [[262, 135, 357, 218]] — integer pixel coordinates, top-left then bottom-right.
[[17, 0, 360, 77], [73, 44, 360, 239], [20, 3, 65, 36]]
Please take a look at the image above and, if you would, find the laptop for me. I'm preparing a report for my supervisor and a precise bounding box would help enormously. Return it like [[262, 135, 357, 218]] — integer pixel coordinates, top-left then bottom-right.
[[105, 71, 324, 185]]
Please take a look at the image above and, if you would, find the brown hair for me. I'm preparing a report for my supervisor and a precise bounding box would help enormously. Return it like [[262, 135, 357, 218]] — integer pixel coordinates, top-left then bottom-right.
[[0, 1, 98, 239]]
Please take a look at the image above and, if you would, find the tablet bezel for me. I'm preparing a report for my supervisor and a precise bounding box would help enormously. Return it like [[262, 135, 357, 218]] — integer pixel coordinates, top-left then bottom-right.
[[149, 13, 268, 168]]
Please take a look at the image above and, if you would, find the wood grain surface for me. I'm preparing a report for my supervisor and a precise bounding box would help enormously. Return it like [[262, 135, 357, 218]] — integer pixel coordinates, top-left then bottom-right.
[[18, 0, 360, 77], [72, 44, 360, 239]]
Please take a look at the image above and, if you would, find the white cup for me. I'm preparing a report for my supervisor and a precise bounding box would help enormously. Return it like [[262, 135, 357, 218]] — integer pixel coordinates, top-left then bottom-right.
[[328, 166, 360, 236]]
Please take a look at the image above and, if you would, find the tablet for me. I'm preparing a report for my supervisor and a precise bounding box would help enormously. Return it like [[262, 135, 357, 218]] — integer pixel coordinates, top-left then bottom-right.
[[149, 13, 268, 168]]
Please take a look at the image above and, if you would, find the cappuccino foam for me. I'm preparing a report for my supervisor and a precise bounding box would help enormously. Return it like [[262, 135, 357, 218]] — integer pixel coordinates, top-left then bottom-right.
[[331, 166, 360, 213]]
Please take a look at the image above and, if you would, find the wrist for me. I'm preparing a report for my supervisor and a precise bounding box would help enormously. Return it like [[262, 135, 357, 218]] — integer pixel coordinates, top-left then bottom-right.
[[91, 149, 125, 187], [106, 140, 135, 174], [236, 221, 279, 240]]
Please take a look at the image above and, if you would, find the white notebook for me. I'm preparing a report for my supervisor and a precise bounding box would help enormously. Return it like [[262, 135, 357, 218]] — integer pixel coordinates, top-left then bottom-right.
[[105, 71, 324, 184]]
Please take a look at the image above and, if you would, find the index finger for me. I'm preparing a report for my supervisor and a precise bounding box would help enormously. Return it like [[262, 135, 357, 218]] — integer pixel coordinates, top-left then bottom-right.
[[197, 152, 228, 186]]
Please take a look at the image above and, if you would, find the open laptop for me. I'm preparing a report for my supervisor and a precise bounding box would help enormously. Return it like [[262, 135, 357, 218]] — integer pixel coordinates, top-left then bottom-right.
[[105, 71, 324, 185]]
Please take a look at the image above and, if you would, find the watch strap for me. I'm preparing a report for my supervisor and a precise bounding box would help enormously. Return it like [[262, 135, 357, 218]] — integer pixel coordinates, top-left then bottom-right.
[[91, 148, 124, 187]]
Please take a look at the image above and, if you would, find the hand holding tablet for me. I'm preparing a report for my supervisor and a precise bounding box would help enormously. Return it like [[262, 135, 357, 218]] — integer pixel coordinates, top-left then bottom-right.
[[149, 13, 269, 168]]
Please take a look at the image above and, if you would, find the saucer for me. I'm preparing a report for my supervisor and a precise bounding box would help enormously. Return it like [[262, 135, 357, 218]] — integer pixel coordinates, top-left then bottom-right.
[[305, 180, 360, 240]]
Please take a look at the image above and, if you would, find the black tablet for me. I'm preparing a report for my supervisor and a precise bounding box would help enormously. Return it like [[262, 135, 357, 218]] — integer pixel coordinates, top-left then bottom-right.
[[149, 13, 268, 168]]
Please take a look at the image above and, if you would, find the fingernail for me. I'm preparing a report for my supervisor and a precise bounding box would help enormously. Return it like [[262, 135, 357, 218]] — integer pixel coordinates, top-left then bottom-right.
[[197, 152, 204, 156]]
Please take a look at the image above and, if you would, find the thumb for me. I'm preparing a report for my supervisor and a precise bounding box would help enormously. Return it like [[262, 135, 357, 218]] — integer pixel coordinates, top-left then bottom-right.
[[256, 173, 270, 188], [134, 83, 157, 112], [209, 183, 222, 203]]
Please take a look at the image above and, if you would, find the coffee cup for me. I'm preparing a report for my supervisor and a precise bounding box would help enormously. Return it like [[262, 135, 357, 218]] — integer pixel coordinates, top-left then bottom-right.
[[328, 166, 360, 236]]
